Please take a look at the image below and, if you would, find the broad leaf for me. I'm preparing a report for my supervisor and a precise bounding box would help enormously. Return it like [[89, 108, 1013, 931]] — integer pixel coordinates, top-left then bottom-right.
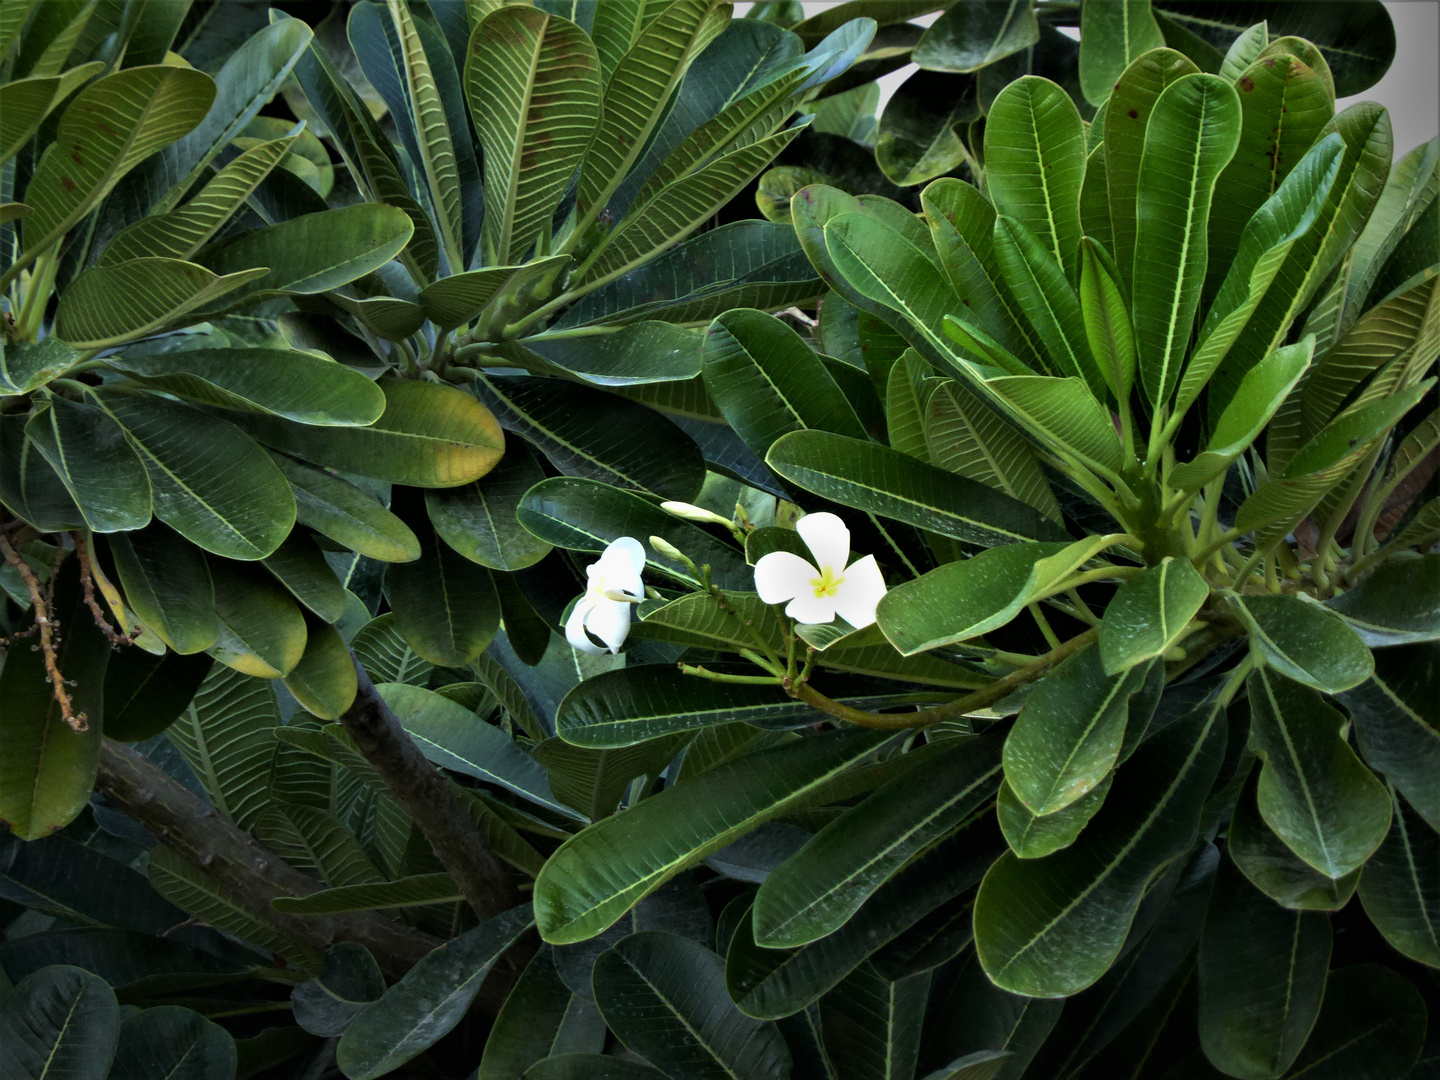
[[1357, 786, 1440, 968], [387, 513, 499, 667], [0, 966, 118, 1080], [535, 729, 890, 943], [1247, 666, 1391, 879], [1078, 0, 1165, 105], [109, 1005, 235, 1080], [25, 398, 150, 533], [1229, 767, 1361, 911], [271, 455, 420, 563], [593, 932, 790, 1080], [912, 0, 1039, 73], [1099, 557, 1210, 673], [997, 773, 1112, 860], [1340, 643, 1440, 833], [54, 259, 266, 349], [1228, 592, 1374, 692], [208, 560, 307, 678], [425, 444, 551, 572], [166, 665, 281, 830], [107, 525, 217, 654], [1278, 963, 1425, 1079], [820, 963, 930, 1080], [477, 948, 605, 1079], [336, 905, 534, 1080]]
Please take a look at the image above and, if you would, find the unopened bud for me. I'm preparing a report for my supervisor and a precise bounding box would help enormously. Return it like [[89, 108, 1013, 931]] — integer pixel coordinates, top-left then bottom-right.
[[648, 535, 692, 568], [660, 501, 735, 530]]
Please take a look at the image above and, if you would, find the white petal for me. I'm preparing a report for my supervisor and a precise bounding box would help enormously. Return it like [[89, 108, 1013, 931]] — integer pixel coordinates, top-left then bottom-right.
[[585, 596, 632, 653], [796, 512, 850, 575], [833, 554, 887, 629], [785, 590, 838, 625], [595, 537, 645, 598], [565, 596, 605, 654], [753, 551, 816, 604]]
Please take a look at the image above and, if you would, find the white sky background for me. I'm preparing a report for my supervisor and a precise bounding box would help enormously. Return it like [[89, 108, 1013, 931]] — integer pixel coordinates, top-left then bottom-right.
[[737, 1, 1440, 157]]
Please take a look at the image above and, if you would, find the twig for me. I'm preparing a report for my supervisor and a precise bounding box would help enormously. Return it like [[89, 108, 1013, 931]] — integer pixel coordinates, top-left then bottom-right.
[[337, 657, 519, 923], [73, 532, 138, 646], [0, 527, 84, 731], [788, 627, 1100, 730]]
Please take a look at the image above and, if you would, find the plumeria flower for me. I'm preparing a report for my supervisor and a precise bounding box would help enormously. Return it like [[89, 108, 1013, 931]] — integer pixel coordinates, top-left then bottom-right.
[[753, 512, 887, 628], [566, 537, 645, 655]]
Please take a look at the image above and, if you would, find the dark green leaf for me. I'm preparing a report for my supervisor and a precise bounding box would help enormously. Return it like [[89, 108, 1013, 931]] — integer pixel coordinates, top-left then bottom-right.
[[387, 517, 499, 667], [1229, 592, 1374, 692], [1279, 964, 1425, 1079], [291, 942, 385, 1038], [820, 963, 929, 1080], [109, 1006, 235, 1080], [1078, 0, 1165, 105], [913, 0, 1039, 73], [107, 525, 217, 654], [1099, 557, 1210, 674], [1358, 786, 1440, 968], [1342, 643, 1440, 832], [102, 648, 213, 742], [25, 398, 150, 533], [0, 966, 117, 1080], [479, 947, 604, 1079], [1328, 554, 1440, 646]]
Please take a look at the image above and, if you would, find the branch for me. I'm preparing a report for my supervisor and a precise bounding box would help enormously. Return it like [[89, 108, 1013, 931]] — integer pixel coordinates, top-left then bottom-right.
[[337, 658, 519, 922], [95, 738, 441, 981], [790, 627, 1100, 730]]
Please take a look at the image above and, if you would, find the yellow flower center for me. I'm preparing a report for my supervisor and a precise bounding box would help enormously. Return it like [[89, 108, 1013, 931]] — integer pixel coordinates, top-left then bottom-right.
[[810, 565, 843, 599]]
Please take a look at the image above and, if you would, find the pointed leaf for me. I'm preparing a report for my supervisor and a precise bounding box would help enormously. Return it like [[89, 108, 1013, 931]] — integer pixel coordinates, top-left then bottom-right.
[[1357, 785, 1440, 968]]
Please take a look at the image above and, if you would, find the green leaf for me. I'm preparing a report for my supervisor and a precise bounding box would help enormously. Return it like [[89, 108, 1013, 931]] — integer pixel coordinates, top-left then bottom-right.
[[208, 561, 307, 678], [997, 773, 1111, 859], [424, 445, 551, 573], [0, 336, 80, 398], [557, 665, 820, 749], [25, 398, 150, 533], [260, 532, 346, 623], [1077, 236, 1136, 402], [874, 69, 980, 188], [1228, 592, 1374, 693], [167, 665, 280, 830], [510, 322, 703, 389], [1278, 963, 1425, 1079], [233, 377, 505, 489], [0, 560, 107, 840], [535, 729, 890, 943], [103, 347, 384, 428], [517, 476, 750, 590], [1340, 644, 1440, 833], [923, 380, 1061, 522], [1150, 1, 1396, 97], [989, 216, 1101, 394], [877, 536, 1122, 655], [632, 592, 784, 654], [466, 8, 597, 264], [385, 0, 464, 270], [254, 803, 382, 889], [703, 308, 867, 461], [594, 931, 790, 1080], [336, 905, 535, 1080], [270, 454, 420, 564], [1099, 557, 1210, 674], [525, 1056, 668, 1080], [275, 874, 459, 917], [1103, 48, 1199, 296], [754, 731, 1003, 948], [1328, 555, 1440, 648], [1205, 50, 1335, 302], [19, 65, 215, 267], [97, 391, 294, 561], [575, 0, 728, 223], [386, 516, 499, 667], [983, 75, 1086, 280], [1004, 648, 1156, 817], [54, 258, 267, 349], [1356, 785, 1440, 968], [1169, 337, 1313, 491], [0, 63, 105, 166], [533, 734, 688, 823], [1131, 72, 1240, 405], [766, 429, 1067, 547], [103, 648, 213, 743], [283, 620, 359, 721], [1229, 766, 1361, 911], [196, 204, 415, 308], [0, 417, 83, 531], [1247, 666, 1391, 879], [470, 373, 703, 502], [0, 966, 118, 1080], [1197, 856, 1329, 1079], [1078, 0, 1165, 105], [912, 0, 1038, 73], [377, 682, 570, 816], [107, 526, 217, 654], [973, 696, 1226, 996], [291, 943, 385, 1038], [478, 947, 604, 1078], [99, 135, 296, 265], [820, 963, 929, 1080], [109, 1005, 236, 1080]]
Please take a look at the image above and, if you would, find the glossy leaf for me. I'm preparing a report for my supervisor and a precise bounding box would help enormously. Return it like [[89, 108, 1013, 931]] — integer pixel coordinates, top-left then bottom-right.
[[478, 948, 605, 1079], [271, 455, 420, 564], [1004, 648, 1155, 816], [1247, 666, 1391, 879], [997, 773, 1112, 859], [1341, 643, 1440, 833], [820, 963, 929, 1080], [513, 322, 704, 388], [912, 0, 1038, 73], [1078, 0, 1165, 105], [874, 69, 980, 187], [55, 259, 266, 349], [535, 729, 890, 943], [25, 398, 150, 533], [1229, 592, 1374, 693], [1131, 72, 1240, 405], [208, 561, 307, 679], [767, 429, 1066, 547], [283, 620, 359, 721], [973, 697, 1225, 996], [594, 931, 790, 1080], [107, 526, 217, 654], [1278, 963, 1425, 1079], [387, 518, 499, 667], [1099, 557, 1210, 674], [336, 905, 534, 1080], [983, 75, 1086, 279], [290, 943, 385, 1038], [103, 348, 384, 428], [0, 560, 107, 840], [1197, 857, 1329, 1079], [0, 966, 117, 1080], [754, 731, 1003, 948], [235, 377, 505, 489]]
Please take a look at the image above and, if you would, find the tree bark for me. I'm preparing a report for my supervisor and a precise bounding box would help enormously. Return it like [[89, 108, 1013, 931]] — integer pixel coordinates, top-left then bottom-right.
[[95, 738, 442, 981], [336, 659, 519, 922]]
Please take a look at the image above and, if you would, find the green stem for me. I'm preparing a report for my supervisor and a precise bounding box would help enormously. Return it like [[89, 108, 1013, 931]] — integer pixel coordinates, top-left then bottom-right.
[[679, 663, 783, 685], [790, 627, 1099, 730], [1029, 602, 1062, 649]]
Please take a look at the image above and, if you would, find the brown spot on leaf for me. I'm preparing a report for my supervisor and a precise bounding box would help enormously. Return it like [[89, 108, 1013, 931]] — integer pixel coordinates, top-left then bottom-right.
[[70, 153, 82, 164], [1239, 76, 1255, 92], [1127, 109, 1139, 119], [61, 177, 77, 193]]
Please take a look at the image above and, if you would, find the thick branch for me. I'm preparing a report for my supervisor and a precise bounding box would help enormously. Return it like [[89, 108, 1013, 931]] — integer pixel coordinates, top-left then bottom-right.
[[337, 659, 518, 922], [95, 738, 441, 981]]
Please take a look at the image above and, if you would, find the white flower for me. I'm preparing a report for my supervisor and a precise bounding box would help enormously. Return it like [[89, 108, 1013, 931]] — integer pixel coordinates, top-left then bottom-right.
[[753, 512, 887, 628], [566, 537, 645, 655]]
